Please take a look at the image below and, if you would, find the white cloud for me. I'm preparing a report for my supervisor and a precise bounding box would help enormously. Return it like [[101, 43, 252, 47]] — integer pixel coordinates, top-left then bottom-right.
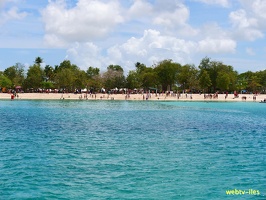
[[0, 5, 27, 25], [153, 4, 189, 27], [238, 0, 266, 30], [3, 6, 26, 19], [198, 38, 236, 53], [66, 29, 198, 72], [230, 9, 257, 29], [1, 0, 266, 73], [43, 1, 258, 73], [248, 0, 266, 31], [126, 0, 198, 37], [229, 9, 264, 41], [132, 27, 236, 60], [196, 22, 236, 54], [66, 27, 240, 72], [239, 0, 266, 19], [107, 45, 123, 61], [42, 0, 123, 47], [44, 34, 67, 48], [128, 0, 153, 19], [152, 2, 198, 37], [116, 29, 196, 66], [252, 0, 266, 19], [194, 0, 230, 7], [199, 22, 228, 39], [66, 42, 105, 70]]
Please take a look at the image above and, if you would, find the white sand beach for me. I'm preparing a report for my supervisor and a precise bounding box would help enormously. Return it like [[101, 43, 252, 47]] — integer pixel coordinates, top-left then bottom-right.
[[1, 92, 266, 102]]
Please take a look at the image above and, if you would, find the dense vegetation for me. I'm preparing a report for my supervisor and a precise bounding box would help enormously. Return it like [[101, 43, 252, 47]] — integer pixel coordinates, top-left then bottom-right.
[[0, 57, 265, 94]]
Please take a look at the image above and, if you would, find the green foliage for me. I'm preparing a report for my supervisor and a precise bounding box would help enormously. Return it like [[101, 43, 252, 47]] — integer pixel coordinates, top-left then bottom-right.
[[86, 67, 101, 91], [237, 71, 264, 92], [154, 59, 179, 91], [256, 70, 266, 92], [126, 70, 141, 89], [141, 68, 158, 90], [216, 72, 230, 91], [1, 56, 265, 94], [102, 66, 126, 90], [187, 66, 200, 91], [198, 57, 238, 92], [41, 81, 54, 89], [55, 60, 79, 73], [54, 68, 75, 91], [248, 75, 261, 92], [24, 64, 44, 89], [0, 74, 12, 89], [87, 67, 100, 79], [44, 65, 55, 81], [88, 76, 102, 92], [4, 63, 25, 87], [107, 65, 123, 72], [135, 62, 147, 74], [75, 70, 88, 89], [177, 64, 199, 91], [198, 57, 211, 70], [35, 57, 43, 65], [53, 60, 88, 92], [199, 70, 212, 92]]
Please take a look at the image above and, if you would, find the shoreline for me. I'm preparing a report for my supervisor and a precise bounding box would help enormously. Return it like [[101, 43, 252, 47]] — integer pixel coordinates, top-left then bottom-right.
[[1, 93, 266, 102]]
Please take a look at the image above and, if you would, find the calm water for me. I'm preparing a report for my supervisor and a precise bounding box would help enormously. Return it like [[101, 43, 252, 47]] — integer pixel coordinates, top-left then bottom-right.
[[0, 100, 265, 199]]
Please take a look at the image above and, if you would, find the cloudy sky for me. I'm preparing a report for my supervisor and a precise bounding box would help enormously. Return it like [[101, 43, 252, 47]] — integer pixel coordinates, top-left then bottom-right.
[[0, 0, 265, 73]]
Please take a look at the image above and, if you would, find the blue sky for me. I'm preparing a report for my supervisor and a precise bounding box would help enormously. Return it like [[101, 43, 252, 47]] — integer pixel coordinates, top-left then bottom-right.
[[0, 0, 265, 73]]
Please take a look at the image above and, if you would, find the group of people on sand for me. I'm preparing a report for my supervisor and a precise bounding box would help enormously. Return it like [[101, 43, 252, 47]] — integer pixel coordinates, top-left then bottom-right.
[[10, 91, 19, 100], [204, 93, 218, 99]]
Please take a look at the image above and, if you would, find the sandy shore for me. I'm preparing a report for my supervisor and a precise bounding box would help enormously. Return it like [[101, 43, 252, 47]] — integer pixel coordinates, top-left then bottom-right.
[[1, 92, 266, 102]]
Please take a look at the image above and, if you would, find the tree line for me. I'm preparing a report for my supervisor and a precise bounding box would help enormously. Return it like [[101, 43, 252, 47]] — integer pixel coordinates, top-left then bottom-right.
[[0, 56, 265, 94]]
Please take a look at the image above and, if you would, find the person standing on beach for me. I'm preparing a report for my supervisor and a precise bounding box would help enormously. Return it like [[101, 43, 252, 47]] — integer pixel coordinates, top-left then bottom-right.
[[225, 92, 228, 99]]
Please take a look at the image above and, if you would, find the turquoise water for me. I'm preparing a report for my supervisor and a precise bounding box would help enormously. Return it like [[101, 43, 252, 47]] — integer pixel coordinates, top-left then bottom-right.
[[0, 100, 265, 199]]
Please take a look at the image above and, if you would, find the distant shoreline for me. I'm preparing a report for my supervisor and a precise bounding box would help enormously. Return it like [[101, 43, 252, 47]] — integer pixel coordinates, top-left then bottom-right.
[[1, 93, 265, 102]]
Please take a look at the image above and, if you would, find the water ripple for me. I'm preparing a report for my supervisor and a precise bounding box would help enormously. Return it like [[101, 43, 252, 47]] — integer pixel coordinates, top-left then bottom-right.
[[0, 100, 265, 199]]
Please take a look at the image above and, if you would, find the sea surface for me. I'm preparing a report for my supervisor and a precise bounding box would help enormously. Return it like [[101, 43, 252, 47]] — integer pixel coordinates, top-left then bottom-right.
[[0, 100, 265, 199]]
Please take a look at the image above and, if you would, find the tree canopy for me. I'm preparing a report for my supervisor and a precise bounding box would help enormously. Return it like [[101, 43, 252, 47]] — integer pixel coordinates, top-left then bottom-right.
[[0, 56, 265, 94]]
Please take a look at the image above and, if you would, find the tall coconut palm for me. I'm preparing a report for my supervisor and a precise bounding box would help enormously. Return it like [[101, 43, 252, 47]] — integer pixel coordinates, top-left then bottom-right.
[[35, 57, 43, 66]]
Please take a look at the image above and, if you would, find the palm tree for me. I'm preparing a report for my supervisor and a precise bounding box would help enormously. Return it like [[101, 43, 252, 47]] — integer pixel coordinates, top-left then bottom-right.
[[35, 57, 43, 66]]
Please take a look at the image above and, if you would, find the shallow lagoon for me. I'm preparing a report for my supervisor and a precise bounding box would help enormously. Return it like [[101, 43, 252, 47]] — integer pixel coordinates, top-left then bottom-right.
[[0, 100, 265, 199]]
